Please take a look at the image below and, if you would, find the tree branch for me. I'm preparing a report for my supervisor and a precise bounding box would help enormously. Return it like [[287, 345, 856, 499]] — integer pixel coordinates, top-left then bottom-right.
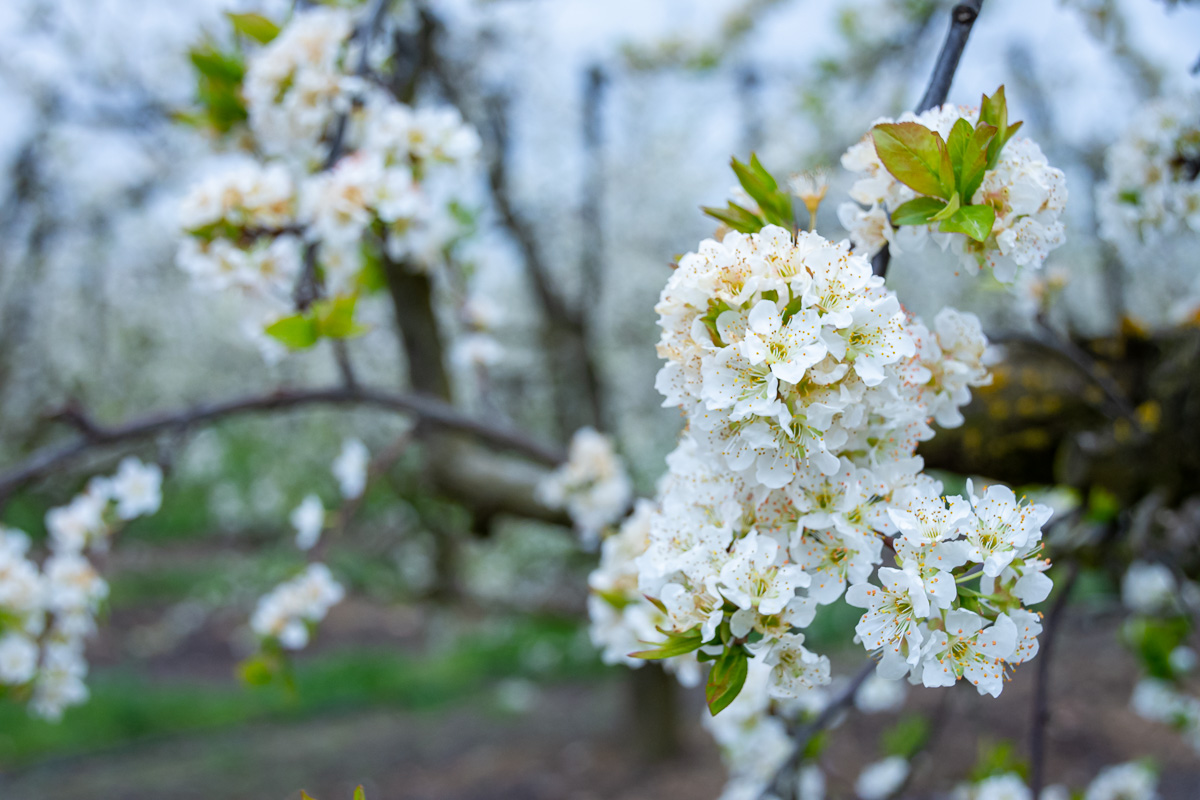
[[875, 0, 985, 280], [0, 385, 565, 502], [771, 659, 876, 798], [916, 1, 985, 114], [1029, 560, 1079, 796]]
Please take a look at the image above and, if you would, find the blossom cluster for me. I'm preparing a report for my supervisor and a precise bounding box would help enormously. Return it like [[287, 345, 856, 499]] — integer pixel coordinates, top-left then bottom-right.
[[839, 104, 1067, 284], [177, 7, 484, 361], [608, 223, 1050, 706], [1121, 560, 1200, 753], [250, 563, 345, 650], [537, 427, 634, 548], [953, 762, 1159, 800], [1096, 92, 1200, 249], [0, 457, 162, 720]]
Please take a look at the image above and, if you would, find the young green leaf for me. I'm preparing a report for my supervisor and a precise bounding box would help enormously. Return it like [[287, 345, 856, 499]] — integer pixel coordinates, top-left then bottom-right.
[[314, 294, 367, 339], [890, 196, 948, 226], [226, 12, 280, 44], [189, 47, 245, 85], [353, 787, 366, 800], [630, 630, 705, 660], [872, 122, 953, 199], [300, 792, 318, 800], [945, 118, 975, 189], [730, 154, 793, 227], [705, 645, 749, 715], [938, 204, 996, 243], [929, 192, 961, 222], [265, 313, 319, 349], [702, 202, 764, 234], [960, 123, 997, 202], [979, 86, 1024, 169]]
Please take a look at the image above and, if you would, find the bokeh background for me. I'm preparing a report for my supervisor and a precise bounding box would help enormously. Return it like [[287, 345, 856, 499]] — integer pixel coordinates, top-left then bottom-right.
[[1, 0, 1200, 798]]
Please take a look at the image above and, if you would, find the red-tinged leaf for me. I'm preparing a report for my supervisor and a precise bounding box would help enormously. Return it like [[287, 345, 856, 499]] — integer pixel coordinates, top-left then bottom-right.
[[872, 122, 952, 199], [705, 645, 749, 715], [938, 204, 996, 243], [891, 196, 947, 226]]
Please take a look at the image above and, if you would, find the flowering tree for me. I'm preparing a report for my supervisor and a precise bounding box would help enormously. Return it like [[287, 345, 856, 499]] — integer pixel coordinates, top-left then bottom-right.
[[1, 1, 1199, 799]]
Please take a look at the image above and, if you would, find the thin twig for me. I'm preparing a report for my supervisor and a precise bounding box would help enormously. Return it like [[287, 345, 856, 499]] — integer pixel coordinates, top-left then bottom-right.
[[293, 0, 395, 310], [1029, 560, 1079, 796], [916, 1, 986, 114], [769, 659, 876, 798], [332, 339, 360, 390], [875, 0, 985, 280], [0, 385, 565, 502]]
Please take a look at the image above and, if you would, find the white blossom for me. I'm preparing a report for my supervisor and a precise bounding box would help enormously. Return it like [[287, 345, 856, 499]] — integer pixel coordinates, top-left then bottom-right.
[[854, 756, 909, 800], [332, 438, 370, 499], [250, 563, 345, 650], [290, 495, 326, 552]]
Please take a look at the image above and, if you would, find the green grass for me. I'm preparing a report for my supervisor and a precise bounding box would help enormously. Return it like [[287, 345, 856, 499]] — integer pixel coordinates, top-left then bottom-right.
[[0, 615, 606, 768]]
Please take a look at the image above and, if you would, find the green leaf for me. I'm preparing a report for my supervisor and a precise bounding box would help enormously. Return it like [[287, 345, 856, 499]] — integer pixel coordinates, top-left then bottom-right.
[[705, 645, 749, 715], [979, 86, 1024, 169], [871, 122, 953, 199], [300, 792, 318, 800], [891, 197, 948, 226], [630, 629, 704, 660], [970, 739, 1028, 782], [938, 204, 995, 242], [961, 124, 998, 201], [929, 192, 961, 222], [353, 788, 366, 800], [189, 47, 244, 85], [702, 202, 764, 234], [946, 118, 974, 186], [882, 714, 931, 759], [314, 295, 369, 340], [730, 154, 793, 227], [265, 314, 319, 349], [238, 655, 275, 687], [227, 12, 280, 44]]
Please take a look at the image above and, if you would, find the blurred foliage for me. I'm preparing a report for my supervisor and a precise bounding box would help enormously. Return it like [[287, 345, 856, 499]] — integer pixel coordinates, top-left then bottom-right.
[[0, 615, 601, 767]]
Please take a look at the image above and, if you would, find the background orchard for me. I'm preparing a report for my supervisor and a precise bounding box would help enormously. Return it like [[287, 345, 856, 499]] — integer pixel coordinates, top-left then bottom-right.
[[1, 1, 1199, 799]]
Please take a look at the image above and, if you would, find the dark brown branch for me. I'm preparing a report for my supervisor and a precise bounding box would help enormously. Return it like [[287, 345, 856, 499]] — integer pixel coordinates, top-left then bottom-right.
[[1029, 560, 1079, 796], [916, 1, 985, 114], [0, 385, 565, 502], [293, 0, 395, 311], [876, 0, 985, 280]]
